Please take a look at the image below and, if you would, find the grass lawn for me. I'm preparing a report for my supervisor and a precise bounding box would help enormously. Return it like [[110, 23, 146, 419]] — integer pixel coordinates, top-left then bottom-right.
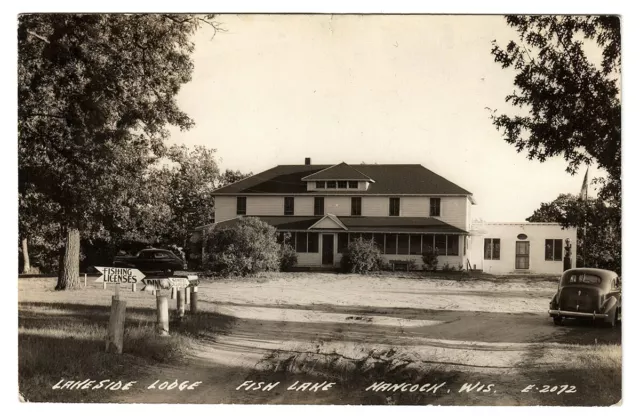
[[18, 272, 621, 405]]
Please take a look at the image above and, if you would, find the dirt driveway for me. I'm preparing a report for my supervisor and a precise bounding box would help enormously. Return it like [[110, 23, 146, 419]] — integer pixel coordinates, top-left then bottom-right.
[[19, 273, 621, 405]]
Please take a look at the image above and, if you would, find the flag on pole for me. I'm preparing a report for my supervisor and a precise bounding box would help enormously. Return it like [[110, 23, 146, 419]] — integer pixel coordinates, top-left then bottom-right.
[[579, 167, 589, 200]]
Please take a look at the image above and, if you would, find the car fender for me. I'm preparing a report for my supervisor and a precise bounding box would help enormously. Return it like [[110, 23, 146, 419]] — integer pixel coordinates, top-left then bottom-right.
[[549, 292, 559, 309], [602, 295, 618, 315]]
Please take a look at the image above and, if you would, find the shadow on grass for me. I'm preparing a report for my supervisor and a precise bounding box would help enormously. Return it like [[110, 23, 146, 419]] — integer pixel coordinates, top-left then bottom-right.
[[18, 301, 236, 402]]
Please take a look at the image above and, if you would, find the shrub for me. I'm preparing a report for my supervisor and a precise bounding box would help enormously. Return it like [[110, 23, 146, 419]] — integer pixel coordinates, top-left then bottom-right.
[[279, 244, 298, 271], [341, 238, 384, 274], [441, 262, 454, 272], [203, 217, 280, 276], [421, 249, 439, 271]]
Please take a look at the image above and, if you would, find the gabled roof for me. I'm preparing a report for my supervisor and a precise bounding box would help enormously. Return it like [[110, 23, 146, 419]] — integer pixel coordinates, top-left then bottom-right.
[[212, 164, 472, 196], [212, 215, 467, 234], [309, 214, 348, 230], [301, 162, 373, 181]]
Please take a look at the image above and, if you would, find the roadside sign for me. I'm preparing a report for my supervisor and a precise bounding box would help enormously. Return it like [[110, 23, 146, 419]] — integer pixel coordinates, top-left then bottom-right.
[[141, 276, 198, 292], [95, 267, 146, 284], [168, 277, 190, 288]]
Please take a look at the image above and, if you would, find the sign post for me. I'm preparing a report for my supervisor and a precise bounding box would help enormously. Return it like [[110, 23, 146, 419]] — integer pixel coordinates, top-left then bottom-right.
[[94, 267, 146, 353], [190, 286, 198, 314], [156, 291, 169, 336]]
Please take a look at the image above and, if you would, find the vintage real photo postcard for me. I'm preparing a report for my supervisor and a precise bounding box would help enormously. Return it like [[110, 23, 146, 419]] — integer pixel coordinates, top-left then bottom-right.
[[17, 13, 622, 406]]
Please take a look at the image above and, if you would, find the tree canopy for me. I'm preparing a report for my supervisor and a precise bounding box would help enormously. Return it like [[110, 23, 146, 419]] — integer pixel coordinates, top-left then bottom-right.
[[527, 193, 620, 273], [490, 16, 621, 205], [18, 14, 219, 288]]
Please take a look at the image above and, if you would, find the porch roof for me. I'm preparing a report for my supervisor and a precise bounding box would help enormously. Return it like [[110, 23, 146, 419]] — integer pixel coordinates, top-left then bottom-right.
[[213, 216, 467, 234]]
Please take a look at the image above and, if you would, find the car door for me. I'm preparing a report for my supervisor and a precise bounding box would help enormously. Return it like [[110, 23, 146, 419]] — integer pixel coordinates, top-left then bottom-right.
[[153, 251, 172, 272], [136, 250, 154, 271]]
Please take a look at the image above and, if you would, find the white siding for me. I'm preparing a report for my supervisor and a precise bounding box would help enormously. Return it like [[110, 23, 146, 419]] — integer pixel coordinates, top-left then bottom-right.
[[245, 196, 284, 216], [362, 197, 388, 216], [324, 196, 351, 216], [401, 197, 429, 217], [467, 223, 578, 275], [214, 196, 236, 222], [434, 197, 467, 230], [295, 197, 314, 216]]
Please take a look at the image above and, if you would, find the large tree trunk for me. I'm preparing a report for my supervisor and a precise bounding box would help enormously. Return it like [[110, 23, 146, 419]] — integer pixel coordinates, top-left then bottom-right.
[[55, 227, 80, 290], [21, 237, 31, 274]]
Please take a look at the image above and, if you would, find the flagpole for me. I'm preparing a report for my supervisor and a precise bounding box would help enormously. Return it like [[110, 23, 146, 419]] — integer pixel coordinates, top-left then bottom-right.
[[582, 167, 589, 267], [584, 182, 588, 267]]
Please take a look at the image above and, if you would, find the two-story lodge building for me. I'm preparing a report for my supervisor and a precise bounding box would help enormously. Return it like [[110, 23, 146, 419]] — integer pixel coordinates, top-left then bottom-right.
[[209, 158, 474, 269]]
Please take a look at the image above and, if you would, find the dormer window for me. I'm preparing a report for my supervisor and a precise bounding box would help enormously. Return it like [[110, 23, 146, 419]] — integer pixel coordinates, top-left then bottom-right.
[[348, 181, 358, 189], [327, 181, 336, 189], [316, 181, 325, 189], [337, 181, 347, 189]]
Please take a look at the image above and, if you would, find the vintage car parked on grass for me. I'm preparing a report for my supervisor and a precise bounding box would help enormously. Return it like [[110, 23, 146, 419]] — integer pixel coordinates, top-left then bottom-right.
[[549, 268, 621, 327], [113, 248, 186, 276]]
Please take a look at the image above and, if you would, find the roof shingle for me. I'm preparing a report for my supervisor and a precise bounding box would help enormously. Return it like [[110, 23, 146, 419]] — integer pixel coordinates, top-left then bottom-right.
[[212, 164, 472, 195]]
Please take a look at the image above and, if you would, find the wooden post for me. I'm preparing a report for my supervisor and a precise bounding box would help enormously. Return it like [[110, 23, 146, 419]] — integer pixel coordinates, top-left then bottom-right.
[[114, 283, 120, 299], [185, 287, 191, 306], [152, 289, 156, 296], [84, 273, 87, 287], [190, 286, 198, 314], [176, 288, 185, 319], [156, 293, 169, 336], [171, 287, 176, 300], [131, 283, 136, 292], [105, 296, 127, 353], [103, 281, 107, 290]]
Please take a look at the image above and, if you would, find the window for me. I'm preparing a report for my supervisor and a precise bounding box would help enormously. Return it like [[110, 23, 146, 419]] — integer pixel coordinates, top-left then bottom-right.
[[154, 252, 170, 259], [545, 239, 563, 261], [484, 238, 500, 260], [434, 235, 446, 255], [362, 233, 373, 242], [397, 234, 410, 255], [284, 197, 294, 215], [314, 197, 324, 216], [338, 181, 347, 189], [410, 235, 422, 255], [389, 198, 400, 216], [276, 232, 285, 244], [296, 232, 307, 252], [373, 233, 385, 251], [327, 181, 336, 189], [350, 233, 362, 242], [351, 197, 362, 216], [316, 181, 325, 189], [447, 235, 459, 256], [348, 181, 358, 189], [430, 198, 441, 217], [423, 234, 435, 252], [236, 197, 247, 215], [385, 234, 397, 254], [338, 233, 349, 253], [307, 233, 319, 253]]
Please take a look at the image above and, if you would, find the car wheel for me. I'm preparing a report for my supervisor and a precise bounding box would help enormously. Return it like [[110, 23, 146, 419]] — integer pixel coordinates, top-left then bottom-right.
[[553, 316, 563, 326]]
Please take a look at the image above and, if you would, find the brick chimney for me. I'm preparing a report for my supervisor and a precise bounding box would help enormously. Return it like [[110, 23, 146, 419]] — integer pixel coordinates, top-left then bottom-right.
[[304, 157, 311, 165]]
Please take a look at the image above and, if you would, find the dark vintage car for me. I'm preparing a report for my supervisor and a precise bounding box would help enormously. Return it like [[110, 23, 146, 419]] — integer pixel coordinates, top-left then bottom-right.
[[548, 268, 621, 327], [113, 248, 186, 276]]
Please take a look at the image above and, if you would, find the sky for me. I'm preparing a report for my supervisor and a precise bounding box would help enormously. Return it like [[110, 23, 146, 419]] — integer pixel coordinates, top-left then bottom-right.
[[167, 14, 606, 222]]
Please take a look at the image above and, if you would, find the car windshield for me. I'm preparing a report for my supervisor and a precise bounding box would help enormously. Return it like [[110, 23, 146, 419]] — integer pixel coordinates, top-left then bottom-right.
[[563, 273, 602, 286]]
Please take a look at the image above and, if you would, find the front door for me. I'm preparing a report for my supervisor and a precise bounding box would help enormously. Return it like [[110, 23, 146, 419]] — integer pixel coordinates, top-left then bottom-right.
[[322, 234, 334, 265], [515, 241, 530, 270]]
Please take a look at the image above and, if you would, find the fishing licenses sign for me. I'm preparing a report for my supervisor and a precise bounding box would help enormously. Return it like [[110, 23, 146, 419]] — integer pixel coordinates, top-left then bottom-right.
[[95, 267, 146, 284]]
